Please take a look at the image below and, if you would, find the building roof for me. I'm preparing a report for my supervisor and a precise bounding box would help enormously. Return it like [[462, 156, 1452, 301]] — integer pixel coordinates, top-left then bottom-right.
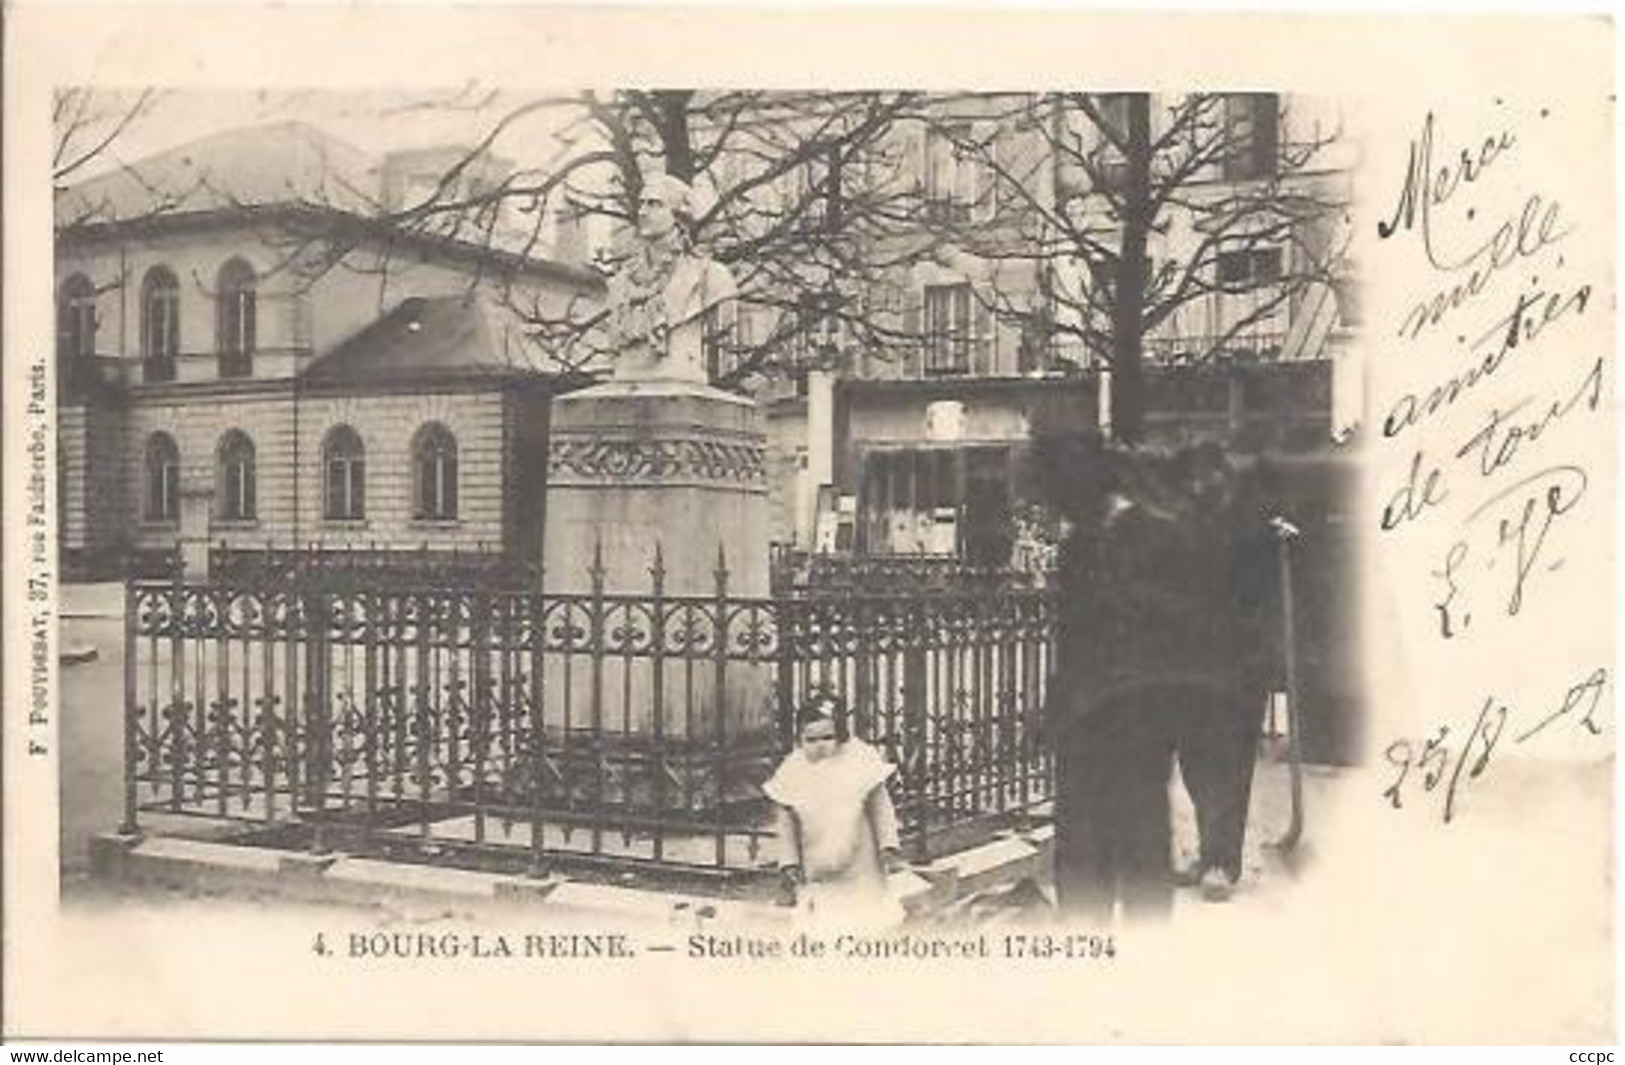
[[302, 294, 562, 386], [57, 121, 379, 226], [55, 120, 604, 290]]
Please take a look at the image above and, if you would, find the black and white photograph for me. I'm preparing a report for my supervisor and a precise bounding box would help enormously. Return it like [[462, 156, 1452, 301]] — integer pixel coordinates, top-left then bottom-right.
[[53, 84, 1359, 914], [4, 6, 1615, 1046]]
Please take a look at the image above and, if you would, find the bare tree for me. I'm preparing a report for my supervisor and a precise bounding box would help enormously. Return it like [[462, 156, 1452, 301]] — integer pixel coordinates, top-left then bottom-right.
[[56, 89, 1348, 419], [53, 89, 998, 387], [261, 90, 945, 386], [53, 89, 179, 232], [921, 92, 1350, 444], [53, 88, 163, 185]]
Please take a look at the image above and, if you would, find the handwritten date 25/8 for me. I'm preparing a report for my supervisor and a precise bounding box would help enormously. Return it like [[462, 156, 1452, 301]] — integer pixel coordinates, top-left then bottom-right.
[[1384, 667, 1608, 823]]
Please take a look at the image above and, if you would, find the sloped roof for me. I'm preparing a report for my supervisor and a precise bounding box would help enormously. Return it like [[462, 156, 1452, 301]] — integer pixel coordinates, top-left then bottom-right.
[[57, 121, 380, 226], [56, 120, 607, 290], [302, 294, 562, 385]]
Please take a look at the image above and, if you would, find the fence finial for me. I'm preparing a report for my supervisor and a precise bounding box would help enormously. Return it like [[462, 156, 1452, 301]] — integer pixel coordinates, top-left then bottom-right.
[[590, 537, 606, 589]]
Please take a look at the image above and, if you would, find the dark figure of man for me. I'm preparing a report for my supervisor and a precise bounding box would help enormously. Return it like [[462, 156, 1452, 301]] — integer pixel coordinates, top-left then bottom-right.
[[1167, 444, 1280, 902], [1046, 442, 1274, 923]]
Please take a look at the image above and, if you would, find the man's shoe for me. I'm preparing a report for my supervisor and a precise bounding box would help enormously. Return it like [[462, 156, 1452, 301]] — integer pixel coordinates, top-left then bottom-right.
[[1198, 867, 1235, 902]]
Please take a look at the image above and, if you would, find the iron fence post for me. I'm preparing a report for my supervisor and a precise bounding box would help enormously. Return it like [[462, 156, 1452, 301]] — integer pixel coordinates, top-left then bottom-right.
[[773, 596, 796, 753], [650, 544, 668, 864], [167, 563, 184, 813], [301, 584, 332, 855], [588, 541, 606, 856], [415, 591, 433, 847], [363, 585, 380, 842], [472, 586, 491, 845], [526, 568, 547, 877], [712, 545, 730, 868], [902, 602, 929, 864], [120, 577, 140, 835]]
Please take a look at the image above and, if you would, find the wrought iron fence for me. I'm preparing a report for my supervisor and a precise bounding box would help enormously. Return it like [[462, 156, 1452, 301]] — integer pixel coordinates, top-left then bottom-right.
[[776, 588, 1054, 858], [122, 548, 1055, 883]]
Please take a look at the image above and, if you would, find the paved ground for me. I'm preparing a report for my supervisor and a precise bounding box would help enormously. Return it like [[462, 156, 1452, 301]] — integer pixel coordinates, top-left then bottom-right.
[[1166, 752, 1336, 920], [59, 608, 125, 884]]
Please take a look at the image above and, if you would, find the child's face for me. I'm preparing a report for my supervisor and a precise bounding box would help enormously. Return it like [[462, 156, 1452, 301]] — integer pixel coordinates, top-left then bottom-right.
[[800, 718, 839, 762]]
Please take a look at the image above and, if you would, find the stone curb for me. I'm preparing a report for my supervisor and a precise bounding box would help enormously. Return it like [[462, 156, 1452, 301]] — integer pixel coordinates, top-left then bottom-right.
[[924, 834, 1043, 898], [92, 823, 1055, 926], [93, 832, 796, 927]]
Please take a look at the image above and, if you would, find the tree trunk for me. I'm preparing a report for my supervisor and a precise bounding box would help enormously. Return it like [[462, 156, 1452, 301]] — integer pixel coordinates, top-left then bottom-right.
[[1110, 94, 1153, 446], [654, 91, 697, 183]]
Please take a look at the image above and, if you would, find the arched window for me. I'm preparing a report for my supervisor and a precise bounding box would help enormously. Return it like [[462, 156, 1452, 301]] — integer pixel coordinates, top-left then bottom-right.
[[216, 431, 256, 522], [141, 267, 180, 383], [144, 432, 180, 523], [412, 423, 459, 521], [57, 274, 97, 364], [323, 426, 365, 521], [216, 259, 257, 378]]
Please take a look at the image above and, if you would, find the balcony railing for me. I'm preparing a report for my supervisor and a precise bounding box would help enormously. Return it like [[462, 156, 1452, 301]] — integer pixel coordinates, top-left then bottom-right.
[[1143, 332, 1288, 365]]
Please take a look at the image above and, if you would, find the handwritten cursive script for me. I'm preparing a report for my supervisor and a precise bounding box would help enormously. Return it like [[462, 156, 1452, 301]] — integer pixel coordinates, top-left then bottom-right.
[[1375, 105, 1600, 633], [1378, 113, 1583, 341], [1383, 666, 1609, 823]]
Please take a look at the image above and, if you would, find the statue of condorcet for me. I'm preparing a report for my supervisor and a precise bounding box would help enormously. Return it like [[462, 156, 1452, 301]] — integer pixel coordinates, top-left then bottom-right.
[[604, 171, 737, 385]]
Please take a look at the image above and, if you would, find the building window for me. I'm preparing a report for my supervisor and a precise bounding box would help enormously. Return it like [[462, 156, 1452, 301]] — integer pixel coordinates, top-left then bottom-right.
[[1216, 246, 1285, 288], [144, 432, 180, 523], [216, 430, 256, 522], [141, 267, 180, 383], [923, 123, 976, 223], [412, 423, 458, 521], [793, 291, 842, 367], [323, 425, 365, 521], [1222, 94, 1280, 181], [1095, 94, 1133, 142], [733, 303, 761, 353], [702, 302, 741, 383], [1333, 274, 1362, 330], [793, 146, 844, 233], [216, 259, 256, 378], [57, 274, 97, 364], [923, 283, 972, 375], [1091, 94, 1134, 192]]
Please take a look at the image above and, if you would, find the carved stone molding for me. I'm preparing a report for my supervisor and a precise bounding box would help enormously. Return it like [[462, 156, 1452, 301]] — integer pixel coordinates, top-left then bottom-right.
[[548, 435, 766, 486]]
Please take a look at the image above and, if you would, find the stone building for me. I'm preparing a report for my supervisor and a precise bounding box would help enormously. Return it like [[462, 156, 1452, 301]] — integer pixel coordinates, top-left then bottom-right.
[[56, 96, 1359, 577], [55, 121, 602, 577], [733, 92, 1360, 558]]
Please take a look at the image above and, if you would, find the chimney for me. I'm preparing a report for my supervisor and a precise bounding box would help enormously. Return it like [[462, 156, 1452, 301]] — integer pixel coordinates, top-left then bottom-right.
[[378, 146, 513, 213]]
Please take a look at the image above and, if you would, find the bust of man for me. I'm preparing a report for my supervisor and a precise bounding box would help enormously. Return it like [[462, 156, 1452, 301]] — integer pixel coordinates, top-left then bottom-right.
[[604, 170, 738, 385]]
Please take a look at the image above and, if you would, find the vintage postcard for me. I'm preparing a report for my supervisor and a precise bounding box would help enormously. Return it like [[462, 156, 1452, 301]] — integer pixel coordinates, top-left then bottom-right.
[[2, 5, 1614, 1045]]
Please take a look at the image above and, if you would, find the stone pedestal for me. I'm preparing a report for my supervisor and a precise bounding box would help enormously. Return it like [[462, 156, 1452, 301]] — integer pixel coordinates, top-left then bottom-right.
[[545, 379, 768, 596], [540, 379, 774, 786]]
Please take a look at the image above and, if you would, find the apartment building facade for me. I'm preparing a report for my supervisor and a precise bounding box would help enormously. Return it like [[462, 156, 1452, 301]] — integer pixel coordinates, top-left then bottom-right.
[[725, 92, 1359, 557]]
